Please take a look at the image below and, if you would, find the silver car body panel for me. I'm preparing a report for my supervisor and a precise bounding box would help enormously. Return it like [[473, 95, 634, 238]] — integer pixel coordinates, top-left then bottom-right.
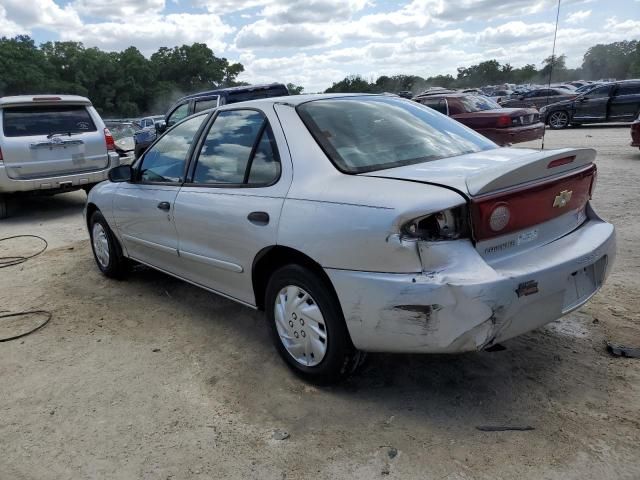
[[0, 95, 119, 193], [87, 94, 616, 354]]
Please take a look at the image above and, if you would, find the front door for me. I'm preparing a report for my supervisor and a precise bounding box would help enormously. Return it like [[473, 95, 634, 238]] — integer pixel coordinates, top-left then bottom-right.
[[113, 113, 208, 269], [173, 108, 292, 305], [573, 84, 612, 122]]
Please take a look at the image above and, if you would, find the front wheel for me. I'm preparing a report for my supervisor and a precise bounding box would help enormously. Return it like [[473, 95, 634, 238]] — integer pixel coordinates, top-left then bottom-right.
[[548, 110, 570, 129], [265, 264, 362, 384], [89, 211, 129, 278]]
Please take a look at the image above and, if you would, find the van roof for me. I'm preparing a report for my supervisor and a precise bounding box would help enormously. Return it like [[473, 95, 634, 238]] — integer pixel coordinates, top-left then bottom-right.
[[0, 95, 92, 107]]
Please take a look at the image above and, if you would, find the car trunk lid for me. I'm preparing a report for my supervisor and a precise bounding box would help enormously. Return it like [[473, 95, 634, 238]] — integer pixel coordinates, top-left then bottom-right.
[[0, 100, 109, 180], [361, 147, 597, 258]]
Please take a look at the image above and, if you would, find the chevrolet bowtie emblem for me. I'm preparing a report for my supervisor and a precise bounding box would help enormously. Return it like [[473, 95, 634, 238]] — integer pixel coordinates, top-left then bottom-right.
[[553, 190, 573, 208]]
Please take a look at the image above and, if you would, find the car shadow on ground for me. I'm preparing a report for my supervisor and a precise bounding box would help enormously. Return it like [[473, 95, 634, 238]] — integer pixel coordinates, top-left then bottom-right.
[[123, 264, 603, 433], [2, 190, 86, 223]]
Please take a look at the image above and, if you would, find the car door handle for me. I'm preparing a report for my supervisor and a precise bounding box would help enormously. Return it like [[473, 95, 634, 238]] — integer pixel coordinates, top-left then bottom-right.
[[247, 211, 269, 226], [157, 201, 171, 211]]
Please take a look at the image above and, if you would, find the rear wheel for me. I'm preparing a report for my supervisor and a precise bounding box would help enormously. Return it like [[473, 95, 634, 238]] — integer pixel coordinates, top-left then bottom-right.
[[548, 110, 570, 129], [265, 264, 362, 384], [89, 211, 129, 278]]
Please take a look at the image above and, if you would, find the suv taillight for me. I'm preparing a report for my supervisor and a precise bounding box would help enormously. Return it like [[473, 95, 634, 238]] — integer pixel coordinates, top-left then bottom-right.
[[104, 128, 115, 151], [0, 146, 3, 164]]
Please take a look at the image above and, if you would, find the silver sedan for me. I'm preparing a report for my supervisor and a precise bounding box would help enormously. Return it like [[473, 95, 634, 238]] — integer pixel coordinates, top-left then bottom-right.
[[86, 94, 615, 383]]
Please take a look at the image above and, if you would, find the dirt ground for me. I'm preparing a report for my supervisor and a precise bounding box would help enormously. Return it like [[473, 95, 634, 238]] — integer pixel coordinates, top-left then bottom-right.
[[1, 126, 639, 480]]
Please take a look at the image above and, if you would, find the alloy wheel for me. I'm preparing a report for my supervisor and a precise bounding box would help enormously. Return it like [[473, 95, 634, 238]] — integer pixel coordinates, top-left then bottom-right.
[[549, 111, 569, 128]]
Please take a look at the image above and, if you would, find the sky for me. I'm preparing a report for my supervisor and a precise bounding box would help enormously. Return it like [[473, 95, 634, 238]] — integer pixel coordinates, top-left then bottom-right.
[[1, 0, 639, 92]]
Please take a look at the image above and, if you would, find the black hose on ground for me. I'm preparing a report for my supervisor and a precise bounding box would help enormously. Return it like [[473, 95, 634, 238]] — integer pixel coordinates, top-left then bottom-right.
[[0, 235, 52, 341], [0, 235, 48, 268]]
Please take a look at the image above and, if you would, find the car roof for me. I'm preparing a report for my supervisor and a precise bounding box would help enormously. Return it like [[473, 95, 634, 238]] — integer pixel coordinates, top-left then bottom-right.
[[216, 93, 399, 108], [179, 83, 288, 101], [0, 94, 92, 107]]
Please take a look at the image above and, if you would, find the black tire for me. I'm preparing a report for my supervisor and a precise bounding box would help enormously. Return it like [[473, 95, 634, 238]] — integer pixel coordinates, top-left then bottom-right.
[[548, 110, 570, 129], [265, 264, 362, 384], [89, 210, 129, 279], [0, 195, 7, 220]]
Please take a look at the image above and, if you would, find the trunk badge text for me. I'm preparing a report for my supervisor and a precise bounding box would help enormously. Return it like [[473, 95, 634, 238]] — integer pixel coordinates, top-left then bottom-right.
[[553, 190, 573, 208]]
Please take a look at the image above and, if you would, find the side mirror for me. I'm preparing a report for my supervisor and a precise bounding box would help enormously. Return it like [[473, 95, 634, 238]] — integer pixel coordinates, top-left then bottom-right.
[[155, 121, 167, 134], [108, 164, 133, 183]]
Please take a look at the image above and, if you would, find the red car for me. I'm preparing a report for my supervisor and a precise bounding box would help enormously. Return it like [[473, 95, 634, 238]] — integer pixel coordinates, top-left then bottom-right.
[[414, 93, 544, 146], [631, 113, 640, 149]]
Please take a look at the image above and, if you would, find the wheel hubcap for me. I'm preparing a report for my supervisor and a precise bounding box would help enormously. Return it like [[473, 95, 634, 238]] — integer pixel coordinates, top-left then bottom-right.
[[92, 223, 110, 268], [550, 112, 567, 127], [274, 285, 327, 367]]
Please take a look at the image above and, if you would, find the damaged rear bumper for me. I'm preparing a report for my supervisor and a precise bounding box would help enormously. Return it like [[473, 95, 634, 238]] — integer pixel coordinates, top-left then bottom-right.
[[326, 213, 615, 354]]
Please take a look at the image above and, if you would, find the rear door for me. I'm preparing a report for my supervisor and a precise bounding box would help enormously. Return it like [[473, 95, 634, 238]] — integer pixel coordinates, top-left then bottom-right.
[[573, 84, 612, 122], [0, 102, 108, 179], [609, 83, 640, 121], [113, 113, 208, 270], [173, 107, 292, 305]]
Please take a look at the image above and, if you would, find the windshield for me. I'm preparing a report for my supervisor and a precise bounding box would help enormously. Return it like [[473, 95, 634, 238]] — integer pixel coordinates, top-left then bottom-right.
[[458, 95, 501, 112], [297, 96, 496, 174]]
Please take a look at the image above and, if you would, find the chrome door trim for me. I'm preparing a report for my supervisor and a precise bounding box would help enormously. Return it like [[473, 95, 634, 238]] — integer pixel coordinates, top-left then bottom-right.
[[179, 250, 244, 273], [129, 256, 257, 309], [121, 234, 178, 255]]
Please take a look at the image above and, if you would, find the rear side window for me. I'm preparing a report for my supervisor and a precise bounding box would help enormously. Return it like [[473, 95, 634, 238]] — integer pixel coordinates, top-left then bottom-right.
[[616, 84, 640, 96], [192, 109, 280, 185], [418, 98, 448, 115], [194, 98, 219, 113], [2, 105, 96, 137], [298, 96, 496, 174]]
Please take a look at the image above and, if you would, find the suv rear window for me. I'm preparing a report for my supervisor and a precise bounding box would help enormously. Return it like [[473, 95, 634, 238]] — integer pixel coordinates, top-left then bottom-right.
[[2, 105, 97, 137], [297, 96, 496, 174]]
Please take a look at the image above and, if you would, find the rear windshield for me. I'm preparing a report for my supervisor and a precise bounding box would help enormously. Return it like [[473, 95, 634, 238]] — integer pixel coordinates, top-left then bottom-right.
[[297, 96, 496, 173], [459, 95, 501, 112], [2, 105, 97, 137]]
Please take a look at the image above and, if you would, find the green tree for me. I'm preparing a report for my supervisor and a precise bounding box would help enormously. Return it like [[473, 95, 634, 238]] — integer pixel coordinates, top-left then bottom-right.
[[0, 36, 51, 95], [286, 83, 304, 95]]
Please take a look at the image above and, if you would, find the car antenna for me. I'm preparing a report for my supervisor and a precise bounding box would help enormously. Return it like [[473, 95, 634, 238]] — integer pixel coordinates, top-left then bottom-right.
[[541, 0, 561, 151]]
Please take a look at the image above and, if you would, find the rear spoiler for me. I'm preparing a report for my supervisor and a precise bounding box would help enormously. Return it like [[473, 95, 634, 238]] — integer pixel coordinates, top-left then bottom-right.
[[466, 148, 596, 196]]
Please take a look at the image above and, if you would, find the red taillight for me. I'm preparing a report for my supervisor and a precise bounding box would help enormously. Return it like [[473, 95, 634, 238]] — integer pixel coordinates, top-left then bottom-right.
[[104, 128, 115, 151], [547, 156, 575, 168], [470, 164, 596, 241], [496, 115, 512, 127], [0, 146, 3, 163]]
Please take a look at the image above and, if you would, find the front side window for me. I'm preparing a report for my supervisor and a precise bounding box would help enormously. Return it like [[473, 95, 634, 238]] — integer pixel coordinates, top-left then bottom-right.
[[139, 114, 206, 183], [586, 85, 612, 98], [192, 109, 280, 185], [298, 96, 496, 174], [2, 105, 96, 137], [167, 103, 190, 127]]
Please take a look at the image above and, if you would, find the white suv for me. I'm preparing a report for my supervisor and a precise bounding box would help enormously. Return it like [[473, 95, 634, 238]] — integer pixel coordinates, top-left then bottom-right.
[[0, 95, 120, 218]]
